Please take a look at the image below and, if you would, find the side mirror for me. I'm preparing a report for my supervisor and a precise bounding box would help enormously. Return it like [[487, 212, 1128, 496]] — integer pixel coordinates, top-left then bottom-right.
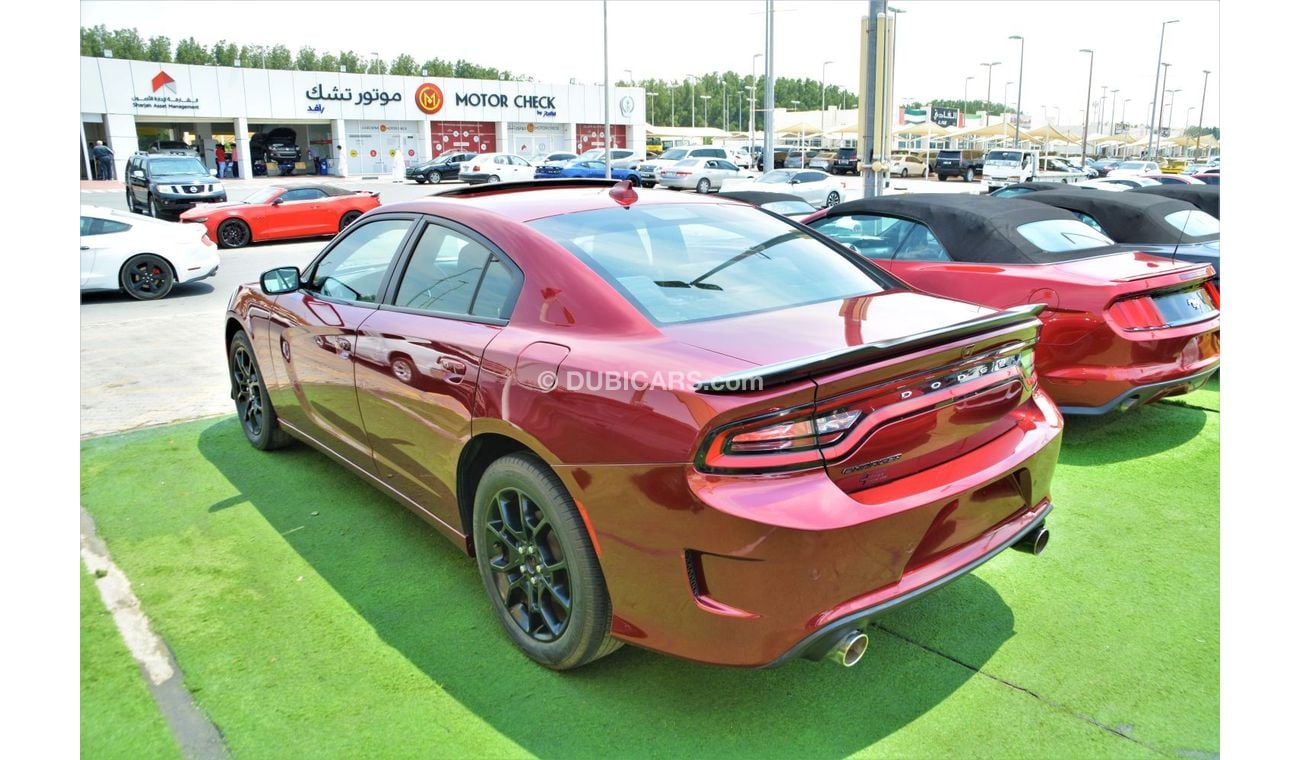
[[261, 266, 301, 294], [131, 170, 144, 178], [271, 197, 284, 206], [790, 179, 800, 185]]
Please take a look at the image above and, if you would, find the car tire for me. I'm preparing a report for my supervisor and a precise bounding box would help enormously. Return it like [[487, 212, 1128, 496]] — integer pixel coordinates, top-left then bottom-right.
[[391, 354, 417, 385], [488, 175, 501, 184], [119, 253, 175, 300], [147, 195, 161, 218], [627, 174, 641, 187], [938, 174, 948, 182], [825, 191, 841, 207], [428, 172, 443, 185], [965, 167, 975, 183], [414, 177, 428, 185], [339, 210, 363, 232], [228, 330, 294, 451], [696, 178, 711, 194], [125, 190, 139, 213], [473, 452, 621, 670], [901, 169, 909, 178], [217, 219, 251, 249]]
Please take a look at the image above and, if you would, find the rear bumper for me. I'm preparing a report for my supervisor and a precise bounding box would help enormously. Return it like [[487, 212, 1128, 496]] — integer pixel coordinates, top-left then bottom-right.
[[1056, 364, 1218, 415], [559, 389, 1063, 667]]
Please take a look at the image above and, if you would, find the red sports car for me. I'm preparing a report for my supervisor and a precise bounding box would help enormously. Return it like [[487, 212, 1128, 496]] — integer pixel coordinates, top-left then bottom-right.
[[181, 184, 380, 248], [226, 179, 1062, 669], [805, 194, 1220, 414]]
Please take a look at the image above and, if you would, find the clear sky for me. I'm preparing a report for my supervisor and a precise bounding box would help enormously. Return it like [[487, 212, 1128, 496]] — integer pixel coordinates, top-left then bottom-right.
[[80, 0, 1220, 128]]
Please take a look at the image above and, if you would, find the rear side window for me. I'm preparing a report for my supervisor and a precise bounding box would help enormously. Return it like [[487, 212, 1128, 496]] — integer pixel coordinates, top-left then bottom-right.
[[809, 215, 915, 260], [1015, 219, 1115, 252], [395, 224, 516, 319], [1163, 210, 1219, 237], [528, 204, 889, 325]]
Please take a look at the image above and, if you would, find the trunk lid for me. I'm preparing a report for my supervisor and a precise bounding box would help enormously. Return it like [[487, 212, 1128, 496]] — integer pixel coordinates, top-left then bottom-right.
[[683, 292, 1042, 491]]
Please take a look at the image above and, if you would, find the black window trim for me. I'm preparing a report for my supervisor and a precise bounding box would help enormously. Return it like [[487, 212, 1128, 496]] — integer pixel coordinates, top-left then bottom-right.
[[376, 214, 524, 326], [300, 212, 423, 310]]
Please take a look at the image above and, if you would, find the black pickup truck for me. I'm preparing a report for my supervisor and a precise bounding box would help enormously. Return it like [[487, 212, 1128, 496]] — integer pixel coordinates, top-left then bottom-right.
[[935, 149, 984, 182]]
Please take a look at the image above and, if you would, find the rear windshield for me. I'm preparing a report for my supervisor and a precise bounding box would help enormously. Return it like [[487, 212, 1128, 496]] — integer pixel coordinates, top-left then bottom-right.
[[939, 151, 961, 158], [1016, 219, 1116, 252], [660, 149, 688, 160], [1164, 209, 1219, 237], [528, 204, 890, 325]]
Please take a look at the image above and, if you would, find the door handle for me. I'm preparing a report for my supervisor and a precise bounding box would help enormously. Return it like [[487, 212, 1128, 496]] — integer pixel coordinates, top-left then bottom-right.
[[80, 246, 90, 250], [438, 356, 468, 378]]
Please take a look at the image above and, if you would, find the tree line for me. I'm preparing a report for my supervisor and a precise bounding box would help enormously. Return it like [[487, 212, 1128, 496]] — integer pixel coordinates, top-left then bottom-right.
[[81, 25, 862, 131]]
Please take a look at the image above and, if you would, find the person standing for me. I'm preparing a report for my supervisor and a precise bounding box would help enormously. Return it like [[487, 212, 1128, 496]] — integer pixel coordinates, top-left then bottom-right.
[[225, 144, 235, 178], [214, 143, 227, 177], [91, 140, 115, 180]]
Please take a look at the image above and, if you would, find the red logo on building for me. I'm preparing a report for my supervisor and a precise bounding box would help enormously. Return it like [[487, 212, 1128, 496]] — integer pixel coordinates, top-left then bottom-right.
[[415, 83, 444, 115], [152, 70, 177, 94]]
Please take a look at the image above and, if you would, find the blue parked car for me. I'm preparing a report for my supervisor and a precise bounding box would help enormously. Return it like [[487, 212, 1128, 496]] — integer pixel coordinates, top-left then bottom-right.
[[535, 159, 641, 184]]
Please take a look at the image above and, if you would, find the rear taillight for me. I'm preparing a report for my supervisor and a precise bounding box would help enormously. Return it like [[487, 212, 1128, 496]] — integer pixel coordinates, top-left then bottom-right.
[[1203, 280, 1220, 308], [1108, 295, 1165, 330], [700, 406, 864, 472]]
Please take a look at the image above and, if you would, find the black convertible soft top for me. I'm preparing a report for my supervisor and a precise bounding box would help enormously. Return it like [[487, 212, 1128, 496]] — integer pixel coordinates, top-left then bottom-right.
[[1131, 184, 1220, 219], [822, 193, 1125, 264], [1017, 188, 1217, 244]]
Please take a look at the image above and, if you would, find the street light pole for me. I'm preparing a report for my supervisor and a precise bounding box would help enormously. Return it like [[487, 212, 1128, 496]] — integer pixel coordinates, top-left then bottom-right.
[[1154, 63, 1172, 155], [964, 76, 974, 107], [981, 61, 1001, 126], [700, 94, 712, 129], [751, 53, 762, 159], [821, 60, 834, 135], [721, 80, 727, 133], [1109, 88, 1119, 135], [687, 75, 699, 128], [647, 91, 658, 125], [1196, 69, 1211, 158], [1080, 48, 1094, 163], [1010, 35, 1025, 147], [1148, 18, 1179, 156], [1097, 86, 1107, 136]]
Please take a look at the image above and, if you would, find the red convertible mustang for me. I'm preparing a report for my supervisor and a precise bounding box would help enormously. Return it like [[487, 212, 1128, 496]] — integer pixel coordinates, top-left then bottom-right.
[[805, 195, 1220, 414], [181, 184, 380, 249], [225, 179, 1062, 670]]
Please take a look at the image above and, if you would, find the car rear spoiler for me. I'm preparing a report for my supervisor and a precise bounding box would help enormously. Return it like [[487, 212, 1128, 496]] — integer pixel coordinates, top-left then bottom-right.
[[693, 303, 1046, 394]]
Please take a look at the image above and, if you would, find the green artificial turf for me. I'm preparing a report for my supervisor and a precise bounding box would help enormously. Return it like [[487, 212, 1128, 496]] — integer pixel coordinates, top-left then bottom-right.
[[80, 563, 182, 760], [80, 380, 1218, 758]]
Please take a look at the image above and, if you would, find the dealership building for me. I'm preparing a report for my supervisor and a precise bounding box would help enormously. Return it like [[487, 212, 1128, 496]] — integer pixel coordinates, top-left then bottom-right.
[[80, 56, 646, 179]]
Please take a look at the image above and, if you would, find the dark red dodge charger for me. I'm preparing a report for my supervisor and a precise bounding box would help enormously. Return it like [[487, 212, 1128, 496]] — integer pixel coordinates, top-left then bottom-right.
[[226, 180, 1062, 669]]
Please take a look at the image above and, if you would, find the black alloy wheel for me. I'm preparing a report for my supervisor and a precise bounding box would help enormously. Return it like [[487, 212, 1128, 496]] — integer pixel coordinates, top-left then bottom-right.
[[217, 219, 251, 249], [119, 254, 175, 300], [228, 330, 293, 450], [339, 211, 362, 232], [473, 454, 620, 670]]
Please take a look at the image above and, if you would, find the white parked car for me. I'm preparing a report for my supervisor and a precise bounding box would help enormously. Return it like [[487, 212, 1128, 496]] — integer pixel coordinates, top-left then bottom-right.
[[576, 148, 643, 169], [80, 205, 220, 300], [728, 147, 753, 168], [889, 153, 929, 177], [458, 153, 535, 184], [1106, 160, 1161, 177], [656, 158, 756, 193], [718, 169, 860, 208], [1080, 176, 1164, 190], [636, 145, 730, 187], [535, 151, 579, 167]]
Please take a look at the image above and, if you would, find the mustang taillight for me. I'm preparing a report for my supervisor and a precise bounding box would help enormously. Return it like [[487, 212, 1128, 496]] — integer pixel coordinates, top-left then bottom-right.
[[1108, 296, 1165, 330], [1203, 280, 1220, 308]]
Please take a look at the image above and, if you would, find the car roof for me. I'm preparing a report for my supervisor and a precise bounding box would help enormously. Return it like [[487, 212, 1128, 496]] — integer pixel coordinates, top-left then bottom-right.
[[1016, 187, 1215, 243], [715, 191, 810, 206], [823, 193, 1121, 264], [1131, 184, 1220, 218], [385, 179, 733, 223]]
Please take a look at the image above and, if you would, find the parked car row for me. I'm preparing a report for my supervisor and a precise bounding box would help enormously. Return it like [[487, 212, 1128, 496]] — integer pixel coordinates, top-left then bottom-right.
[[214, 174, 1218, 673]]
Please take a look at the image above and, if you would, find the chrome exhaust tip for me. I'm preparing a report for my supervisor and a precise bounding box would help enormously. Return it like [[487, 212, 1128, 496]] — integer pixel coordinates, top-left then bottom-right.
[[1013, 525, 1050, 556], [825, 630, 869, 667]]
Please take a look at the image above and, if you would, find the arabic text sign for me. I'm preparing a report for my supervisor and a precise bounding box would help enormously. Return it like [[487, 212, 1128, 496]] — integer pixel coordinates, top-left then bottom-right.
[[306, 84, 404, 107], [131, 95, 201, 111]]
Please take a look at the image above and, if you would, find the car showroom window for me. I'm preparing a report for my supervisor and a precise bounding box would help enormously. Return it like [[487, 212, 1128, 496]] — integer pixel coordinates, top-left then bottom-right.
[[528, 203, 887, 325], [308, 219, 412, 303], [1016, 219, 1115, 252], [395, 224, 503, 316]]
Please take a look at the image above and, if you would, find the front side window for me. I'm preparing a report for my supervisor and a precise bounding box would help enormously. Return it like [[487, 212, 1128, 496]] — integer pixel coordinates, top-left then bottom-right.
[[809, 214, 915, 260], [281, 188, 326, 202], [1015, 219, 1115, 252], [308, 219, 412, 303], [528, 204, 889, 325]]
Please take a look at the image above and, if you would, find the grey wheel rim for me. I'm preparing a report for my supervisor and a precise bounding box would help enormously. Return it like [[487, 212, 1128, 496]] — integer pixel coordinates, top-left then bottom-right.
[[485, 487, 571, 642]]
